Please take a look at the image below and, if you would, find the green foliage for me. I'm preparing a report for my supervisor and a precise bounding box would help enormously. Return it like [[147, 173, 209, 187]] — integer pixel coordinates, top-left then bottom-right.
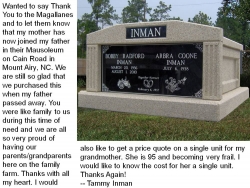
[[77, 77, 86, 88], [241, 73, 250, 89], [77, 0, 119, 57], [188, 11, 213, 26], [88, 0, 119, 28], [77, 99, 250, 141], [215, 7, 245, 43], [77, 14, 99, 58], [168, 17, 183, 21], [149, 1, 171, 21], [219, 1, 250, 49], [222, 0, 250, 21], [122, 0, 151, 23], [242, 51, 250, 73], [241, 51, 250, 92]]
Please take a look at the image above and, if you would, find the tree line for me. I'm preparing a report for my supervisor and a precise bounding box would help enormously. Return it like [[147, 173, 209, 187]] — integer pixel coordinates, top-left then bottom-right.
[[77, 0, 250, 58]]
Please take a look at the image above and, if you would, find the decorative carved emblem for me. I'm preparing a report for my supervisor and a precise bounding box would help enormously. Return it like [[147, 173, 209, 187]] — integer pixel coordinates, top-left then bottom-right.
[[102, 84, 109, 92], [117, 77, 131, 89], [143, 79, 154, 88], [194, 43, 203, 52], [165, 77, 187, 93], [102, 46, 110, 54], [194, 89, 202, 98]]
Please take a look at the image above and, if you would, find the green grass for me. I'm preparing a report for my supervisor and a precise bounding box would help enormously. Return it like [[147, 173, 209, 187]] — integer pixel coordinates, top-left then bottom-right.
[[77, 88, 250, 141]]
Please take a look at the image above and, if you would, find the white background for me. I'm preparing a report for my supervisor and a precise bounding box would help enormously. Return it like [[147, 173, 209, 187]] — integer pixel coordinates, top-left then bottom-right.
[[1, 0, 250, 188]]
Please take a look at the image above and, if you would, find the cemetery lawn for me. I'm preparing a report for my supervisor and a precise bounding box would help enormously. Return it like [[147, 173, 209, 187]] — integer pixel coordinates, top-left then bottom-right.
[[78, 89, 250, 141]]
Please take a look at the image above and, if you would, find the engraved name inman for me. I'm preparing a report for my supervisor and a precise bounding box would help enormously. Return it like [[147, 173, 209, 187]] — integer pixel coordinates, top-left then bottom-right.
[[126, 26, 166, 39]]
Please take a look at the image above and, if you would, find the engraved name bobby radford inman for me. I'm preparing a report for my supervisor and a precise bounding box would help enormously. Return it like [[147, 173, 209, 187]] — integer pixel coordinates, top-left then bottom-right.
[[126, 26, 166, 39]]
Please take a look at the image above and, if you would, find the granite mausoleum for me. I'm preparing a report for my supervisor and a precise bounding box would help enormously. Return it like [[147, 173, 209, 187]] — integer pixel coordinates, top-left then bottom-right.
[[78, 21, 249, 121]]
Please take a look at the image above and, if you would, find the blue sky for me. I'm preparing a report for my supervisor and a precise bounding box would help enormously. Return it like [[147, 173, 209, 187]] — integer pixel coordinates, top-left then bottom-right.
[[78, 0, 222, 23]]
